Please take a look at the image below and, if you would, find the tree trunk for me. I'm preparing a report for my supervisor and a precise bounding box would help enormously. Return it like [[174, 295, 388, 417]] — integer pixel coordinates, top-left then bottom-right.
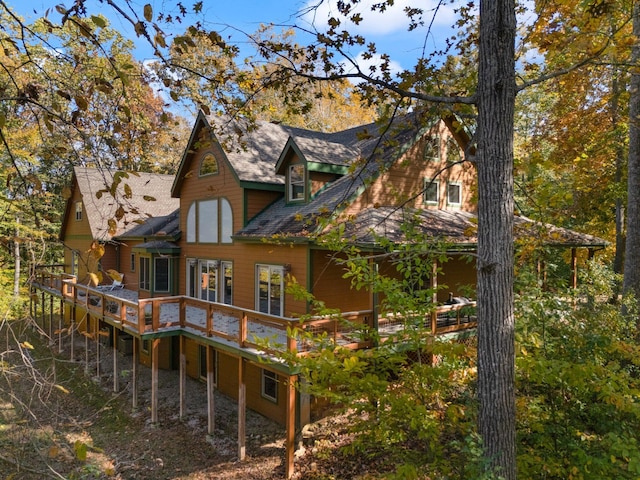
[[611, 70, 626, 276], [624, 2, 640, 299], [476, 0, 517, 478]]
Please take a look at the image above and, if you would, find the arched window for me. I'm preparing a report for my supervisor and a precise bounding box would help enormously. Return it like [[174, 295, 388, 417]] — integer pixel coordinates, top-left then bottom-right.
[[186, 202, 196, 242], [199, 153, 218, 176]]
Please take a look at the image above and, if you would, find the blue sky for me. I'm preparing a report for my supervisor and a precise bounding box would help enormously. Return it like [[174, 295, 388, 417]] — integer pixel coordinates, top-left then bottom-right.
[[17, 0, 464, 74]]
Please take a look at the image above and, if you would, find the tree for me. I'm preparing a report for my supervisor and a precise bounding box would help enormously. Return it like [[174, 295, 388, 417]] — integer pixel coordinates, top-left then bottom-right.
[[624, 2, 640, 301]]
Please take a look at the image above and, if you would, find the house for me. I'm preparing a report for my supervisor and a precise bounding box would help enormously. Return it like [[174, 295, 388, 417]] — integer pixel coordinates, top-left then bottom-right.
[[34, 110, 606, 478]]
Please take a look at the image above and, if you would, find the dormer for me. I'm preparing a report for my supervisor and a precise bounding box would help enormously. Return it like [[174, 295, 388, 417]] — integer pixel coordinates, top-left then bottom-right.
[[275, 136, 353, 205]]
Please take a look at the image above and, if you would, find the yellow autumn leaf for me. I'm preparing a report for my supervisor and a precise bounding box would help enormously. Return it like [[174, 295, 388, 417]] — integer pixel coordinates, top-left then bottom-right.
[[20, 341, 34, 350]]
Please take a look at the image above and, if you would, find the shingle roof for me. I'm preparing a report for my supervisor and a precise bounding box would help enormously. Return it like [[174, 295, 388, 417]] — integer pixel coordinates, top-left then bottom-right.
[[73, 167, 179, 241], [115, 208, 180, 240], [338, 207, 608, 249]]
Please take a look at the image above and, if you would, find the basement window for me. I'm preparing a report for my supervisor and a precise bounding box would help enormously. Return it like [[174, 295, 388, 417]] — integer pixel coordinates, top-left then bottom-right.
[[262, 369, 278, 402]]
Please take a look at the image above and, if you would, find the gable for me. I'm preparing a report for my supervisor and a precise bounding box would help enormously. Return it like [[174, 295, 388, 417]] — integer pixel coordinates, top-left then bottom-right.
[[61, 167, 179, 242]]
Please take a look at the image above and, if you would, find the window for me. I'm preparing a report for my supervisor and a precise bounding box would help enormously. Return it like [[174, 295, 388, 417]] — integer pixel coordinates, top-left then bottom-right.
[[423, 135, 440, 161], [199, 345, 218, 384], [186, 203, 196, 242], [139, 257, 150, 290], [186, 199, 233, 244], [75, 201, 83, 221], [187, 258, 198, 298], [221, 261, 233, 305], [424, 178, 439, 205], [447, 182, 462, 207], [199, 153, 219, 176], [256, 265, 284, 316], [288, 164, 305, 201], [262, 369, 278, 402], [130, 253, 136, 272], [199, 199, 218, 243], [199, 260, 218, 302], [446, 136, 462, 163], [155, 257, 170, 292], [71, 250, 79, 277]]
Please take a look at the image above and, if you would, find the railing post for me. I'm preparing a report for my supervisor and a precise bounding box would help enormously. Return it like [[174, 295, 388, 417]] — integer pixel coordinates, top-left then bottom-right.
[[239, 312, 247, 348]]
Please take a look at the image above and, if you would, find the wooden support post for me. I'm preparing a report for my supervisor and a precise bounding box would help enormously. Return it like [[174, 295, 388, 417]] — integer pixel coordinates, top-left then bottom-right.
[[285, 374, 297, 479], [58, 298, 63, 354], [70, 307, 75, 362], [207, 345, 215, 435], [151, 338, 159, 423], [132, 337, 139, 409], [49, 295, 54, 340], [179, 336, 186, 419], [85, 317, 90, 375], [238, 357, 246, 461], [41, 290, 45, 328], [112, 328, 119, 393], [95, 322, 101, 379]]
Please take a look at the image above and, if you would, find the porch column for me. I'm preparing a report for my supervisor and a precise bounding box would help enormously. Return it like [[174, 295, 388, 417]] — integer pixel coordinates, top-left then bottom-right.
[[571, 248, 578, 289], [207, 345, 215, 435], [132, 337, 139, 409], [238, 357, 246, 461], [151, 338, 159, 423], [179, 336, 186, 419], [285, 374, 297, 479]]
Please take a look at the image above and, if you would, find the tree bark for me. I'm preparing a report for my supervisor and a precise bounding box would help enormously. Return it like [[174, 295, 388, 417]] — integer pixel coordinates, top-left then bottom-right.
[[624, 2, 640, 300], [476, 0, 517, 478]]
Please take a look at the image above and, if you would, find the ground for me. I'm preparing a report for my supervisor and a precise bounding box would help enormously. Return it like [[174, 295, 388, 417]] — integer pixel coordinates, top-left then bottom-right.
[[0, 316, 371, 480]]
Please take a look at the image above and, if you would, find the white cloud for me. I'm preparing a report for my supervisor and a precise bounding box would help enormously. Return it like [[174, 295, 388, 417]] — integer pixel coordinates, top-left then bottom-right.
[[302, 0, 457, 36]]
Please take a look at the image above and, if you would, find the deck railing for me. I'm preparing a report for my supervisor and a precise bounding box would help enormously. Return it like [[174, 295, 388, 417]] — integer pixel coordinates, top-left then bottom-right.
[[30, 271, 477, 356]]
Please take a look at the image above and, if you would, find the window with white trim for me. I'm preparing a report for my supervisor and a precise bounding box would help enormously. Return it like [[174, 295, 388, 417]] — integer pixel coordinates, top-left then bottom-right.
[[130, 253, 136, 272], [288, 164, 305, 201], [186, 199, 233, 244], [256, 265, 284, 316], [424, 178, 439, 205], [220, 261, 233, 305], [447, 182, 462, 207], [75, 201, 83, 221], [139, 257, 150, 290], [262, 369, 278, 402], [199, 260, 218, 302]]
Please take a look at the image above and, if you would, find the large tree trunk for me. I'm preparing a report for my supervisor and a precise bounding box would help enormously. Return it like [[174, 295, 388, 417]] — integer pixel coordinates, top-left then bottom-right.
[[476, 0, 517, 478], [624, 2, 640, 300]]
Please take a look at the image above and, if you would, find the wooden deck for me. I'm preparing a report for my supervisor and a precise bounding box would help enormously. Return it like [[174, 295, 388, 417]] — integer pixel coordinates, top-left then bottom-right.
[[30, 270, 477, 359]]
